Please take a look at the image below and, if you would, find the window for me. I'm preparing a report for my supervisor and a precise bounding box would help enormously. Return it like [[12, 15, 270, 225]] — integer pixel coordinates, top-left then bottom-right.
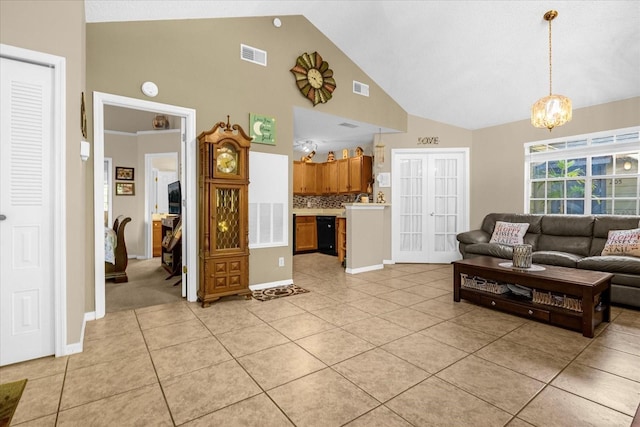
[[525, 127, 639, 215]]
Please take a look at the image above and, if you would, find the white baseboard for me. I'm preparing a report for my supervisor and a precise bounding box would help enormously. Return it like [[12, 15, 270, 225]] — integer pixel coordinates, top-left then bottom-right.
[[249, 279, 294, 291], [62, 311, 93, 356], [383, 259, 395, 265], [346, 264, 384, 274]]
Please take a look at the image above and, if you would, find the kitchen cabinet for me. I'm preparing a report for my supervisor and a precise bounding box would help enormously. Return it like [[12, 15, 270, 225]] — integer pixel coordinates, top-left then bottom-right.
[[293, 161, 320, 195], [295, 216, 318, 252], [295, 156, 372, 195], [338, 156, 372, 194], [321, 161, 338, 193]]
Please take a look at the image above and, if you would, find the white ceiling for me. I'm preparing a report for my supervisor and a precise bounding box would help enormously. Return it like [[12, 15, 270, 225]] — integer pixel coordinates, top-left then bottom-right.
[[86, 0, 640, 142]]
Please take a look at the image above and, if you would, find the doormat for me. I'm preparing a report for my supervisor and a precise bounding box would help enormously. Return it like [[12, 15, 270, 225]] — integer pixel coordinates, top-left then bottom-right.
[[0, 378, 27, 427], [252, 284, 309, 302]]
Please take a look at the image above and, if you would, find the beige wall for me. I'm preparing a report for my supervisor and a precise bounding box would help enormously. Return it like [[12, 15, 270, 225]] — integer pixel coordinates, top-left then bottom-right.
[[0, 1, 86, 344], [86, 16, 407, 297], [470, 97, 640, 229]]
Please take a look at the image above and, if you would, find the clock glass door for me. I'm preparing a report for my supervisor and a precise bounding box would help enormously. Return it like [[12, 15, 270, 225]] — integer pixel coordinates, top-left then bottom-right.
[[215, 187, 240, 250]]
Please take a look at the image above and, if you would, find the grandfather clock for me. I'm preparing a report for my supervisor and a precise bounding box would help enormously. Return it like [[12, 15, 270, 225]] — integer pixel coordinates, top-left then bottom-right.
[[198, 116, 251, 307]]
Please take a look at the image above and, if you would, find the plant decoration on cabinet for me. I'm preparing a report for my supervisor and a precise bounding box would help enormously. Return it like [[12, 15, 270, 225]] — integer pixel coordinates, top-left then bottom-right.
[[197, 116, 252, 307], [290, 51, 336, 106]]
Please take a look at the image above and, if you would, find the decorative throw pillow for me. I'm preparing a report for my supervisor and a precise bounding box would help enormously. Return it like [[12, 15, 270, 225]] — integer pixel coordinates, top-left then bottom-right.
[[601, 228, 640, 257], [489, 221, 530, 246]]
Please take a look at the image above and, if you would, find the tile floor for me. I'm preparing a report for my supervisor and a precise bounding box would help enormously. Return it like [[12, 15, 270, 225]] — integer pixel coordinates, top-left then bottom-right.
[[3, 253, 640, 426]]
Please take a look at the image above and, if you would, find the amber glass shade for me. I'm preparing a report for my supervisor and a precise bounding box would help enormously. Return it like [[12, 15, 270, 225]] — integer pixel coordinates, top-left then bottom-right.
[[531, 94, 572, 131]]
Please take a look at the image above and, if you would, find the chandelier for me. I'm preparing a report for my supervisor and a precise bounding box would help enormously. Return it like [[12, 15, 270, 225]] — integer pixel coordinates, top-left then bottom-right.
[[531, 10, 572, 131]]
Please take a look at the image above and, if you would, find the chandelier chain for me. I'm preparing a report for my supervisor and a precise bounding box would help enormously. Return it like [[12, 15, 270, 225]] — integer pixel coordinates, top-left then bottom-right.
[[548, 16, 553, 96]]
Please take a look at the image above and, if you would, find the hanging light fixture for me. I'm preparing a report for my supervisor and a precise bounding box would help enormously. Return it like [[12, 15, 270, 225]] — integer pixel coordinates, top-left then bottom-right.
[[531, 10, 572, 131]]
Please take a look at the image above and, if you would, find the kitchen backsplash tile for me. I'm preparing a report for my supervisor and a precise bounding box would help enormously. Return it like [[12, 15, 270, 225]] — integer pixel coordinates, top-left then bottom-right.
[[293, 195, 356, 209]]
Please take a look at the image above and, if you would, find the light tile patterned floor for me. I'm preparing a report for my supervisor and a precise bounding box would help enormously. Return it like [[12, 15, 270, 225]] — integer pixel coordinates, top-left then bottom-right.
[[2, 253, 640, 426]]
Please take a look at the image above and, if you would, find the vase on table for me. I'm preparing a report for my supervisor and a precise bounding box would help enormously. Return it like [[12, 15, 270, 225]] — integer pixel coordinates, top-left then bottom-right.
[[513, 244, 532, 268]]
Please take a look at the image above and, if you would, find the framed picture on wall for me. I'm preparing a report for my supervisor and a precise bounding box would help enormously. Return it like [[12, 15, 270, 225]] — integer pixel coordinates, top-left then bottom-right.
[[116, 182, 135, 196], [115, 166, 134, 181]]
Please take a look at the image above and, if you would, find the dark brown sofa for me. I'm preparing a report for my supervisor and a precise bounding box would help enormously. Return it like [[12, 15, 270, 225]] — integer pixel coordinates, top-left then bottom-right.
[[456, 213, 640, 308]]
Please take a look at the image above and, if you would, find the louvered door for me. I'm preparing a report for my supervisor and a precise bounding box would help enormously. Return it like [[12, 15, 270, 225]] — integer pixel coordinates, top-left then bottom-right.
[[0, 57, 55, 365]]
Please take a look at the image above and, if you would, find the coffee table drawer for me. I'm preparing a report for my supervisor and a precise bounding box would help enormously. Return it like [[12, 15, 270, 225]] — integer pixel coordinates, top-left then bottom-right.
[[480, 296, 550, 321]]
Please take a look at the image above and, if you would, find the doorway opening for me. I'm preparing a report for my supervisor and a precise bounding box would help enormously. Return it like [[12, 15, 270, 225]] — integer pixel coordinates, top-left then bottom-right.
[[93, 92, 196, 319]]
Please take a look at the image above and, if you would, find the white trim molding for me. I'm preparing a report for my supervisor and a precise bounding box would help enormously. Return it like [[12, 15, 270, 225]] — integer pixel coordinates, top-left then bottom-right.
[[249, 279, 294, 291], [93, 92, 197, 319]]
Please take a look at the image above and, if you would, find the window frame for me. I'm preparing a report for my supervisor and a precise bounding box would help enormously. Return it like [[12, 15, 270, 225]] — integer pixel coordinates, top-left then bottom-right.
[[524, 126, 640, 216]]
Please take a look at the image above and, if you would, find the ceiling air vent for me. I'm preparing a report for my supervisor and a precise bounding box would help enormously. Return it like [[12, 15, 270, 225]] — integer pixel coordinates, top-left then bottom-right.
[[353, 80, 369, 97], [338, 122, 358, 128], [240, 44, 267, 66]]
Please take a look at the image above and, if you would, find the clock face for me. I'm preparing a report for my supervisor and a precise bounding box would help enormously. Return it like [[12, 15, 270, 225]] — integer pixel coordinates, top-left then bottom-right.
[[290, 51, 337, 106], [307, 68, 324, 89], [216, 151, 237, 174]]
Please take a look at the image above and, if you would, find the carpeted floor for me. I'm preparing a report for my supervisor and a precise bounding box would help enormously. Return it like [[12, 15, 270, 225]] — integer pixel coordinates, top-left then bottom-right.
[[105, 257, 183, 313]]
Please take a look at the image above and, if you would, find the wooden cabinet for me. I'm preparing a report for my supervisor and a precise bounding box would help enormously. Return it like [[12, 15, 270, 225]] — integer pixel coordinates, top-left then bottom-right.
[[293, 161, 320, 195], [294, 156, 372, 195], [337, 159, 350, 193], [322, 161, 338, 194], [152, 220, 162, 257], [347, 156, 373, 193], [295, 216, 318, 253], [161, 215, 181, 276], [198, 119, 251, 307], [336, 217, 346, 264], [337, 156, 372, 194]]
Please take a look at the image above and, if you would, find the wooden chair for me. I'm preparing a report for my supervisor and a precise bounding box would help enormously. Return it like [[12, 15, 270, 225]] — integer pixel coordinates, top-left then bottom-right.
[[105, 215, 131, 283]]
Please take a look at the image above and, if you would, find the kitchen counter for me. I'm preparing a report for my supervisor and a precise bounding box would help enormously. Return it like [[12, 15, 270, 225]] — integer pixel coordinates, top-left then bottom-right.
[[292, 208, 345, 217]]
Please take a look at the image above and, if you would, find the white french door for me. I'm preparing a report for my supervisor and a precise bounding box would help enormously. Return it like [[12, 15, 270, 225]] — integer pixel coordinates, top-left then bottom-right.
[[0, 56, 55, 365], [392, 148, 468, 263]]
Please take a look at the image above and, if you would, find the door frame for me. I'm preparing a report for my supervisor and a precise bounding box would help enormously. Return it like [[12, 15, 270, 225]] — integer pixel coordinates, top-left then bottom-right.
[[0, 44, 67, 357], [104, 157, 113, 228], [93, 92, 196, 319], [391, 147, 469, 263]]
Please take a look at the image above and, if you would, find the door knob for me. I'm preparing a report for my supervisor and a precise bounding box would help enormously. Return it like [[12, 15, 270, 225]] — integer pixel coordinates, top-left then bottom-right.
[[0, 214, 6, 221]]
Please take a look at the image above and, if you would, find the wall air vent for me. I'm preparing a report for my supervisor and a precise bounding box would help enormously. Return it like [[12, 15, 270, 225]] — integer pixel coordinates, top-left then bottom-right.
[[338, 122, 358, 128], [240, 44, 267, 66], [353, 80, 369, 97]]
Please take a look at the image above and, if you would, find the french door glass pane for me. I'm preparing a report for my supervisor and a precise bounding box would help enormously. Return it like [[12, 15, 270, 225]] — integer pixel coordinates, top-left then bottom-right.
[[614, 200, 638, 215], [592, 199, 611, 214]]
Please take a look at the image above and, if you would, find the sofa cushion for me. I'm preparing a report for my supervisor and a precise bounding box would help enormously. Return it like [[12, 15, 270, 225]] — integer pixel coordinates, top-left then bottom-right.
[[601, 228, 640, 257], [464, 243, 513, 259], [489, 221, 530, 246], [577, 256, 640, 275], [540, 215, 594, 236], [591, 216, 640, 255], [536, 235, 593, 257], [481, 213, 542, 235], [532, 251, 583, 268]]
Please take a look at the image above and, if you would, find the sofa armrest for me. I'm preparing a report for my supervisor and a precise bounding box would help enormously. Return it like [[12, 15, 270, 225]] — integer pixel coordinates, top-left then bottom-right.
[[457, 230, 491, 245]]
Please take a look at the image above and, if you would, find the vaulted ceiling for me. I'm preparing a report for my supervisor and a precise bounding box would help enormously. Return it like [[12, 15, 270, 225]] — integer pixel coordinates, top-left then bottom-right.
[[86, 1, 640, 135]]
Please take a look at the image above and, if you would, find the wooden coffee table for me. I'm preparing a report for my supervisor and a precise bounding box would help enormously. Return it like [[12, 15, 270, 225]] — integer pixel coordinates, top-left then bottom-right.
[[453, 256, 612, 337]]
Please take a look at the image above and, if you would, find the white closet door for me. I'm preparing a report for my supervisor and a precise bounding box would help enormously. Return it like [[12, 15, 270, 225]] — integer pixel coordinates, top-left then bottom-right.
[[0, 57, 54, 365]]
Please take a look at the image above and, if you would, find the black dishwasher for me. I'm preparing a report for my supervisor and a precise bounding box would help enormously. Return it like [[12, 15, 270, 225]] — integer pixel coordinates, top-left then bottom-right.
[[316, 216, 336, 256]]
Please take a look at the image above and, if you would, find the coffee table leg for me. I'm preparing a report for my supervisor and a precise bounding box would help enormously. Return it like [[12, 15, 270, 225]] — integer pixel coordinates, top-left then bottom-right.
[[582, 289, 595, 338], [453, 265, 461, 302], [602, 282, 611, 323]]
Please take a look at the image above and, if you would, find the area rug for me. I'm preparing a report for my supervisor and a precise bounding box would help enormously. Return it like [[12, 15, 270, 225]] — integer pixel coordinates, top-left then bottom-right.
[[252, 284, 309, 301], [0, 378, 27, 427]]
